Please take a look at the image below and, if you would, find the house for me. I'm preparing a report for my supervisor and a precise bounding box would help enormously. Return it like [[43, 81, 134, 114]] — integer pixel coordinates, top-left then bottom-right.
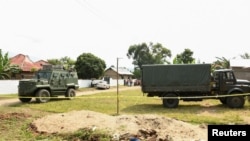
[[104, 67, 133, 79], [230, 59, 250, 81], [10, 54, 50, 79]]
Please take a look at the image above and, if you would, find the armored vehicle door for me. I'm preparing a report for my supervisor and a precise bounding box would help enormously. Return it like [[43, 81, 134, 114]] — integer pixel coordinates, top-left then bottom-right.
[[50, 71, 67, 90], [58, 72, 67, 88], [50, 72, 59, 88]]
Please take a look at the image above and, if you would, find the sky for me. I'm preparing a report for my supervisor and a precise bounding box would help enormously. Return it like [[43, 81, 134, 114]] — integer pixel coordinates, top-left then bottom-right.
[[1, 0, 250, 69]]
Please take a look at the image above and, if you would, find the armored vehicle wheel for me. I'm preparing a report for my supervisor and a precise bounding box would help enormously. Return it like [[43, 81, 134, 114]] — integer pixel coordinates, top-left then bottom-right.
[[65, 88, 75, 100], [162, 93, 179, 108], [19, 98, 32, 103], [36, 89, 51, 103], [226, 96, 245, 108]]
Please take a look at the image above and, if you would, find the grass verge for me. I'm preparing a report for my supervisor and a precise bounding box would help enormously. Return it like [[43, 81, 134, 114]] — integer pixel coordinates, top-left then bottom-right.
[[1, 88, 250, 140]]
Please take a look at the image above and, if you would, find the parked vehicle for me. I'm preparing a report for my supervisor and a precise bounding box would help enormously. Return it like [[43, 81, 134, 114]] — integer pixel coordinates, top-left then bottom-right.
[[18, 65, 79, 103], [141, 64, 250, 108], [91, 79, 103, 87], [96, 80, 110, 89]]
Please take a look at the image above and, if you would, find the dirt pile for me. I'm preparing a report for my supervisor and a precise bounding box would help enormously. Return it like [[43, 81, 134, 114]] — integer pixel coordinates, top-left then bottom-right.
[[31, 110, 207, 141]]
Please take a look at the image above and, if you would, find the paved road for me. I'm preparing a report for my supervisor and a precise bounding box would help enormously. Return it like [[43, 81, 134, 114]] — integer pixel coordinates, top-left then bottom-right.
[[0, 86, 140, 106]]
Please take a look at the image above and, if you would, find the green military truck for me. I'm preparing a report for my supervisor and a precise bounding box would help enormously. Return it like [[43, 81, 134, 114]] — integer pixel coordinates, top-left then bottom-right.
[[18, 65, 79, 103], [141, 64, 250, 108]]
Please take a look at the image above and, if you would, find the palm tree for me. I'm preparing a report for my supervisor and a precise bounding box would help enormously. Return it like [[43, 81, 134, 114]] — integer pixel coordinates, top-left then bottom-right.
[[240, 53, 250, 59], [211, 57, 230, 71], [0, 49, 11, 79]]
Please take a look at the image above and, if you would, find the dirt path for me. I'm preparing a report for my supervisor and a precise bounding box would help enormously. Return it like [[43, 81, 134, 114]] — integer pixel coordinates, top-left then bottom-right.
[[0, 86, 140, 106]]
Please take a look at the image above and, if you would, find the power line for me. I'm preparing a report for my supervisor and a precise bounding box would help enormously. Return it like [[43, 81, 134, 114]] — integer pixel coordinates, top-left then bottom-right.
[[74, 0, 106, 22], [74, 0, 123, 30]]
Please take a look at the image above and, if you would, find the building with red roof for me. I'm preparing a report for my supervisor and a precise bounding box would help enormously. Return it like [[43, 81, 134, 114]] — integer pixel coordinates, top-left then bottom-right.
[[10, 54, 50, 79]]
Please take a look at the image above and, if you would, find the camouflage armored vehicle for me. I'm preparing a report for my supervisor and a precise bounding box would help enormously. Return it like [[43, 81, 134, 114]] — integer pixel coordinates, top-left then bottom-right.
[[18, 65, 79, 103]]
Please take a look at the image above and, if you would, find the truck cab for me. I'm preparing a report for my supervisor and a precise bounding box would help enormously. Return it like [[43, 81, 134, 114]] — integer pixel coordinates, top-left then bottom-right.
[[212, 69, 250, 108], [213, 69, 250, 94]]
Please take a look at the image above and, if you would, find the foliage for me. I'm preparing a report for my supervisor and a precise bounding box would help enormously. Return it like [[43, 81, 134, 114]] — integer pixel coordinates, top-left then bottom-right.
[[127, 42, 171, 70], [240, 52, 250, 59], [132, 67, 141, 79], [47, 56, 75, 70], [211, 53, 249, 72], [5, 64, 22, 78], [75, 53, 106, 79], [0, 49, 11, 79], [173, 48, 195, 64], [212, 57, 230, 71], [47, 58, 61, 65]]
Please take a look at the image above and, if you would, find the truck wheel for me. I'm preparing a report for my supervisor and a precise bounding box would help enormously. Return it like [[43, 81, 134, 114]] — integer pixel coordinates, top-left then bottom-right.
[[219, 98, 227, 105], [19, 98, 32, 103], [162, 93, 179, 108], [36, 89, 51, 103], [226, 96, 245, 108], [65, 88, 75, 100]]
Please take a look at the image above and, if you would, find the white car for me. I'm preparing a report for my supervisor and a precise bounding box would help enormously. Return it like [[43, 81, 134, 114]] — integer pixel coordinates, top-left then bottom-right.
[[96, 81, 110, 89]]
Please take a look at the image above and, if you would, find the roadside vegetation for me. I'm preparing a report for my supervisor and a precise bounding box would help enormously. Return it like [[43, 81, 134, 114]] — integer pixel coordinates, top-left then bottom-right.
[[1, 88, 250, 140]]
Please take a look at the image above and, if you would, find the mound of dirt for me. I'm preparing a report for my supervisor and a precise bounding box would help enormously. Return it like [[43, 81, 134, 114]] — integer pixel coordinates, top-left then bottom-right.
[[31, 110, 207, 141]]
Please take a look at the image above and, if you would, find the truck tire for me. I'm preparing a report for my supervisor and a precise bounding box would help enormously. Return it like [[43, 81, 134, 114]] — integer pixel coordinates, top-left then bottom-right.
[[19, 98, 32, 103], [226, 96, 245, 108], [35, 89, 51, 103], [162, 93, 179, 108], [65, 88, 75, 100], [219, 98, 227, 105]]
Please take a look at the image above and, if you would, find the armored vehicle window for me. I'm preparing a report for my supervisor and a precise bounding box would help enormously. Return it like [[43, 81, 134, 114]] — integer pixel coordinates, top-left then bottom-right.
[[53, 73, 59, 78], [36, 72, 51, 80], [60, 72, 68, 78], [60, 73, 65, 78], [69, 72, 77, 78]]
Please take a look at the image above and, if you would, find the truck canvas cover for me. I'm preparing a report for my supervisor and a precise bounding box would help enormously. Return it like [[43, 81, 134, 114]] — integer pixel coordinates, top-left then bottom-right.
[[141, 64, 211, 92]]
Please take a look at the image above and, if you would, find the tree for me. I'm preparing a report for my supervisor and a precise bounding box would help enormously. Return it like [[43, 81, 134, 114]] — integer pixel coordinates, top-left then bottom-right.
[[47, 56, 75, 70], [173, 48, 195, 64], [5, 64, 21, 79], [75, 53, 106, 79], [132, 67, 141, 79], [240, 53, 250, 59], [127, 42, 171, 70], [211, 57, 230, 71], [47, 59, 61, 65], [60, 56, 75, 70], [0, 49, 11, 79]]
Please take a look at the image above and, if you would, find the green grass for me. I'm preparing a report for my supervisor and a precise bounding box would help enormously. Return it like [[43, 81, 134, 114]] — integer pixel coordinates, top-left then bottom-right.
[[17, 89, 250, 124], [1, 88, 250, 140], [0, 94, 18, 100]]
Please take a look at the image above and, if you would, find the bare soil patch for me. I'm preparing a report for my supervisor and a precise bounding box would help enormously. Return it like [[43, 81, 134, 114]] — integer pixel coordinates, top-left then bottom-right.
[[0, 112, 31, 120], [31, 110, 207, 141]]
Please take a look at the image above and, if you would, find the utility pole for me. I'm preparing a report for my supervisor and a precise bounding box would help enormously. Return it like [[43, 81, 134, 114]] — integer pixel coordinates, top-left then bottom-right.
[[116, 57, 122, 115]]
